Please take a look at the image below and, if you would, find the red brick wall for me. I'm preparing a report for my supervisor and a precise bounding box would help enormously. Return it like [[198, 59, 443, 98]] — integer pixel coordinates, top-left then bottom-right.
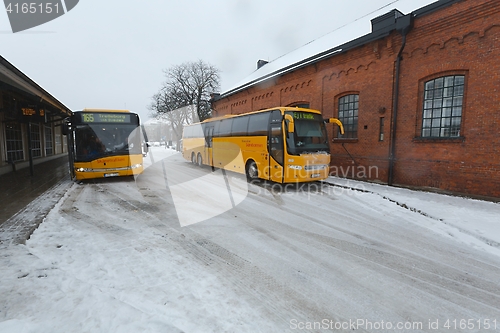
[[394, 0, 500, 197], [212, 0, 500, 198]]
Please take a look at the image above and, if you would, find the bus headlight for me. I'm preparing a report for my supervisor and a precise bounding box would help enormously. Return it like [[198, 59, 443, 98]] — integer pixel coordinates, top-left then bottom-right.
[[288, 165, 303, 170], [131, 164, 142, 169], [76, 167, 91, 172]]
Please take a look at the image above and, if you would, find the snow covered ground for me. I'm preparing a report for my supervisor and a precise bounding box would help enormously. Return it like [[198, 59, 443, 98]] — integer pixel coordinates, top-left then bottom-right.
[[324, 177, 500, 258], [1, 147, 499, 333]]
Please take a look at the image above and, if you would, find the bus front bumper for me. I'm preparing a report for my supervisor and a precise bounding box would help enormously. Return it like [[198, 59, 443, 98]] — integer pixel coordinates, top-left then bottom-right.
[[74, 164, 143, 180]]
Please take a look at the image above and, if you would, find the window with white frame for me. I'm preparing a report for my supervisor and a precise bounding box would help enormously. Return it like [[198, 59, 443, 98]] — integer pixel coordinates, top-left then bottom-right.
[[30, 123, 42, 158], [55, 123, 62, 154], [5, 122, 23, 162], [45, 124, 53, 155]]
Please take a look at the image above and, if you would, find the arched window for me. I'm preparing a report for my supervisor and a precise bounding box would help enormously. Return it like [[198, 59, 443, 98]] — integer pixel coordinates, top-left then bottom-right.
[[421, 75, 464, 138]]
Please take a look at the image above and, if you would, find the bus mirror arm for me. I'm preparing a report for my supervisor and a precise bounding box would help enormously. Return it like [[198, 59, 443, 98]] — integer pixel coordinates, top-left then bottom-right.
[[62, 119, 70, 136], [284, 114, 295, 133], [328, 118, 344, 135]]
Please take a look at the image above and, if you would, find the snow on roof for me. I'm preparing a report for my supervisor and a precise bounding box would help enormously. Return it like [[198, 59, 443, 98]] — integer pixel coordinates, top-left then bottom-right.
[[221, 0, 437, 98]]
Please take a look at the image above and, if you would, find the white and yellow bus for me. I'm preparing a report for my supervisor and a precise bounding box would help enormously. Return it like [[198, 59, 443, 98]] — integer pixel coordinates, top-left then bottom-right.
[[64, 109, 144, 180], [182, 107, 343, 183]]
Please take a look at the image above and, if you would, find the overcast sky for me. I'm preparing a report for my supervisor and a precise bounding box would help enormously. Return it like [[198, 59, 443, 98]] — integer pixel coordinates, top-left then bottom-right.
[[1, 0, 435, 120]]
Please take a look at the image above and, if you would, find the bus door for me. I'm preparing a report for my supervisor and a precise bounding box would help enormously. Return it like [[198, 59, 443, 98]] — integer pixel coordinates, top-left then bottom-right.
[[204, 125, 214, 167], [269, 110, 284, 183]]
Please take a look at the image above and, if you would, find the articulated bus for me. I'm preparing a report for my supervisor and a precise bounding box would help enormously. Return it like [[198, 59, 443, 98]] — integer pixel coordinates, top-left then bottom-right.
[[182, 107, 344, 183], [63, 109, 144, 180]]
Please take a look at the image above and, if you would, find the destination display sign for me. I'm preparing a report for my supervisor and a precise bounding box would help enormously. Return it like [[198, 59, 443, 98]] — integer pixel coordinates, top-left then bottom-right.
[[292, 112, 316, 120], [81, 113, 131, 123], [19, 105, 45, 122]]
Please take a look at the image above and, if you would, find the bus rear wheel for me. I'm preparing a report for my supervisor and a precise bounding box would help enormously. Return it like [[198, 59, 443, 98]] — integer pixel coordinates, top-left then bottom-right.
[[246, 160, 258, 182], [191, 153, 196, 165]]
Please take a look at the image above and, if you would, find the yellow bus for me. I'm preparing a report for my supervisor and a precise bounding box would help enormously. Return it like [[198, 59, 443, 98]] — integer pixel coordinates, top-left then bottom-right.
[[182, 107, 343, 183], [63, 109, 144, 180]]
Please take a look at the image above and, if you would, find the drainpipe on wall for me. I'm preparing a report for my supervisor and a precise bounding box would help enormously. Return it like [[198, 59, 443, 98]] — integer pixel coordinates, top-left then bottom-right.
[[388, 14, 413, 186]]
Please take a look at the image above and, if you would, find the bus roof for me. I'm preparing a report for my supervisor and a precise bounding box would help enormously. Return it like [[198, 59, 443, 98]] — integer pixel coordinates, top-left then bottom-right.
[[201, 114, 235, 122], [80, 109, 131, 113], [189, 106, 322, 127]]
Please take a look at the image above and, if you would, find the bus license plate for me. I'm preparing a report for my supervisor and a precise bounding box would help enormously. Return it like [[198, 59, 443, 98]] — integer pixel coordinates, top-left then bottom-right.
[[311, 173, 321, 178], [104, 172, 119, 177]]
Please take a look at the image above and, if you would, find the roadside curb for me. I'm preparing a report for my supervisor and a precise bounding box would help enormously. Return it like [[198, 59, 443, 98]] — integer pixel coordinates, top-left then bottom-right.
[[0, 178, 73, 247]]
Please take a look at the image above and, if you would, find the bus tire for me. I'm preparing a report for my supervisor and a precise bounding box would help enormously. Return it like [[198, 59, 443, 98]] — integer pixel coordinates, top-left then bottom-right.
[[197, 153, 203, 166], [191, 152, 196, 164], [246, 160, 258, 182]]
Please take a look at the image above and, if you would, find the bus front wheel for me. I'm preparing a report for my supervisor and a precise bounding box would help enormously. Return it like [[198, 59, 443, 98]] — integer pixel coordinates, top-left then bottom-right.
[[246, 160, 258, 182], [197, 153, 203, 166]]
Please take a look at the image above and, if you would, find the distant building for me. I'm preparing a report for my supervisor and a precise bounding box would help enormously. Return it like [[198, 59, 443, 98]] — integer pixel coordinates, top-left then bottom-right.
[[143, 118, 175, 143], [0, 56, 71, 176], [211, 0, 500, 199]]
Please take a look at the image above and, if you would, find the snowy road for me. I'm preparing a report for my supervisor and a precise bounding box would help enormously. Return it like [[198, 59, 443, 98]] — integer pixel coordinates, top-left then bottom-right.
[[1, 148, 500, 332]]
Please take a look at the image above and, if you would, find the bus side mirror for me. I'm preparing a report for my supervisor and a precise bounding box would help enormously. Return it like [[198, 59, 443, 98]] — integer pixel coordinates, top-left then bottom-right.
[[284, 114, 295, 133], [327, 118, 344, 135], [62, 120, 70, 135]]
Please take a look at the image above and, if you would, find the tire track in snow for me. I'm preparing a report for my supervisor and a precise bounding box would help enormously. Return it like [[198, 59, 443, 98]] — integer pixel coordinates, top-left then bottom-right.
[[241, 190, 500, 318], [322, 181, 500, 250], [168, 233, 366, 333]]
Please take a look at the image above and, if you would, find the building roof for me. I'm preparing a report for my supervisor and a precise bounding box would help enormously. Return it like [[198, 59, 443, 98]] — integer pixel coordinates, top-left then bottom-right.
[[0, 55, 72, 116], [217, 0, 460, 100]]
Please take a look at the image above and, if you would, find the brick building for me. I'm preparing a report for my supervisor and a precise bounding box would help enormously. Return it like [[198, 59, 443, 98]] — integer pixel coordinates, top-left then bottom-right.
[[211, 0, 500, 199]]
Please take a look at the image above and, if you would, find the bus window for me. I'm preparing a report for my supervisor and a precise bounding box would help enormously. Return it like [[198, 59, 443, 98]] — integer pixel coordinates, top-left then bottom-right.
[[248, 112, 269, 136], [204, 126, 213, 148], [269, 110, 283, 165], [183, 126, 191, 138], [86, 134, 105, 158], [219, 118, 233, 136], [192, 123, 204, 138], [270, 125, 283, 165], [75, 127, 105, 160], [231, 116, 249, 136], [285, 111, 329, 154], [213, 120, 221, 137], [296, 121, 323, 145]]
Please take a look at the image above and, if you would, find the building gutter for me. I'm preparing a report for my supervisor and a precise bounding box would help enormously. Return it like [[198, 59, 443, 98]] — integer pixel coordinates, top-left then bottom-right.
[[388, 14, 413, 186]]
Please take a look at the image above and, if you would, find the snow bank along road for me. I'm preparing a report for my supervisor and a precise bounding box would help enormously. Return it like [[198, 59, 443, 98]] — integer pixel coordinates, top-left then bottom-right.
[[1, 149, 499, 332]]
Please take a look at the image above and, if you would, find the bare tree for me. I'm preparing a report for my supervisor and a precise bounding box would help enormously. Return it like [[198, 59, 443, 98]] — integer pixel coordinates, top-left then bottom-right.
[[149, 60, 220, 150]]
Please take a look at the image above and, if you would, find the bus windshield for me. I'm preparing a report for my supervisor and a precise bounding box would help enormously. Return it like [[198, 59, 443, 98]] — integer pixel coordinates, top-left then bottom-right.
[[74, 123, 142, 162], [285, 111, 329, 155]]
